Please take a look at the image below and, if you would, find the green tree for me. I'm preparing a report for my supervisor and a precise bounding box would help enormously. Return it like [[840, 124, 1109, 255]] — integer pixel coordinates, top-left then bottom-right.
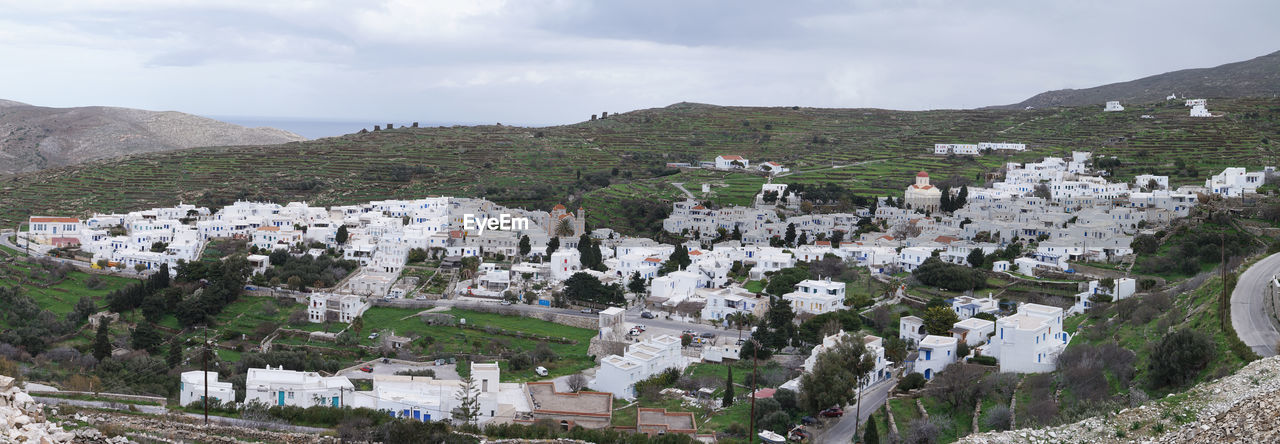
[[967, 248, 986, 268], [131, 322, 162, 353], [830, 230, 844, 249], [269, 249, 289, 266], [554, 218, 575, 237], [166, 339, 182, 368], [93, 319, 112, 361], [723, 365, 735, 407], [798, 334, 877, 430], [922, 306, 960, 336], [627, 272, 646, 294], [577, 234, 595, 268], [518, 235, 531, 257], [784, 223, 797, 247], [1148, 328, 1216, 389], [545, 236, 560, 257], [864, 415, 880, 444], [452, 375, 480, 425], [796, 232, 808, 246], [351, 315, 365, 334], [336, 225, 349, 244], [668, 245, 691, 270]]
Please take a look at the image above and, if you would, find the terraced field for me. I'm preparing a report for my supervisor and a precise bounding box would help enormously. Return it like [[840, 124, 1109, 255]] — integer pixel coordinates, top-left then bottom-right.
[[1, 99, 1277, 234]]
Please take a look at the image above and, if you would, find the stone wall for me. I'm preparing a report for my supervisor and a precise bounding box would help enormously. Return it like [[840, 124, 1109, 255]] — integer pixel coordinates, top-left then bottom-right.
[[587, 337, 629, 362]]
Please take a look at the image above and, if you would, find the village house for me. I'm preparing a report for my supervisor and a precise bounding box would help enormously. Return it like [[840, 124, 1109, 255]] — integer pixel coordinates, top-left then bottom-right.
[[913, 335, 958, 380], [179, 371, 236, 407], [592, 335, 685, 399], [990, 303, 1069, 373], [782, 278, 846, 315], [714, 155, 749, 169], [245, 366, 355, 408]]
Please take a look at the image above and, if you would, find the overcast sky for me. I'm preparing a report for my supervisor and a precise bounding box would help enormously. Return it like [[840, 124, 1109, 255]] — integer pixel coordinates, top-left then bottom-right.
[[1, 0, 1276, 126]]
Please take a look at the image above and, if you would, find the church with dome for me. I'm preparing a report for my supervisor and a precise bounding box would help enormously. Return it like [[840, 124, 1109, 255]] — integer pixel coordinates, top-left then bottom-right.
[[904, 171, 942, 212]]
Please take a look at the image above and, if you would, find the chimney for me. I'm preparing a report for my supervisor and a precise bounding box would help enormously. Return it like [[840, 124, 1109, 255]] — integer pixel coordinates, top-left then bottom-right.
[[373, 125, 381, 131], [591, 114, 597, 121]]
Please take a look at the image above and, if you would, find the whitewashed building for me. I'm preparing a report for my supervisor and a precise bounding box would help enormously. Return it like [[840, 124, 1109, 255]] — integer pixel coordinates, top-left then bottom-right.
[[1104, 101, 1124, 112], [1206, 167, 1266, 197], [245, 366, 355, 407], [782, 278, 846, 315], [592, 335, 686, 399], [912, 335, 958, 380], [992, 303, 1069, 373], [179, 371, 236, 407], [714, 155, 750, 169]]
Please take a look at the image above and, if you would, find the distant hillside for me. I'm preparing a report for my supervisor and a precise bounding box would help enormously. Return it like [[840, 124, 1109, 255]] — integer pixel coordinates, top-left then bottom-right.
[[995, 50, 1280, 109], [0, 98, 1277, 234], [0, 101, 306, 175]]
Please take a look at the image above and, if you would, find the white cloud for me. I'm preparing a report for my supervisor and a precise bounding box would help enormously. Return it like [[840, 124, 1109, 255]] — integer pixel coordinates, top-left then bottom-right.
[[0, 0, 1274, 125]]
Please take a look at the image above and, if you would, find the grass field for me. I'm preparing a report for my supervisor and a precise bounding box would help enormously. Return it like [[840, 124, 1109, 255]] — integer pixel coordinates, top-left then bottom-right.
[[0, 260, 137, 317]]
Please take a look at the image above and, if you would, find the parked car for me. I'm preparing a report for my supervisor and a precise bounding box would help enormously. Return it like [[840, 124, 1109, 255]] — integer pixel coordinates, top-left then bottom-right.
[[682, 330, 695, 336], [641, 311, 655, 319], [800, 416, 817, 425], [535, 366, 548, 376], [580, 308, 594, 314], [368, 333, 379, 340], [359, 366, 373, 373], [633, 324, 647, 331], [820, 407, 844, 417], [500, 300, 512, 306], [699, 332, 716, 339], [382, 358, 390, 364]]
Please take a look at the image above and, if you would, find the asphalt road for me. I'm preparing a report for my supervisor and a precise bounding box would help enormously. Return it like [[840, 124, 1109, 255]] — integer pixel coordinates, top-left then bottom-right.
[[816, 376, 897, 443], [1231, 252, 1280, 357]]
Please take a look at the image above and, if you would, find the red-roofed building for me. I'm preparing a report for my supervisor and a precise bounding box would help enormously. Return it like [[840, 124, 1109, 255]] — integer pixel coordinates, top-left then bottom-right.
[[28, 216, 82, 240], [905, 170, 942, 212]]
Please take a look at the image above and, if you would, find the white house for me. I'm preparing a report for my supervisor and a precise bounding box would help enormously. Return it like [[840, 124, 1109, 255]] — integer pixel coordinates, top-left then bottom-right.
[[950, 295, 999, 320], [993, 303, 1069, 373], [349, 362, 519, 425], [550, 249, 582, 281], [27, 216, 82, 245], [1190, 104, 1213, 117], [1070, 278, 1136, 314], [1104, 101, 1124, 112], [782, 278, 846, 315], [898, 247, 934, 272], [1134, 174, 1169, 190], [715, 155, 749, 169], [592, 335, 686, 399], [1206, 167, 1266, 197], [978, 142, 1027, 152], [247, 254, 271, 276], [700, 286, 764, 321], [245, 366, 355, 407], [179, 371, 236, 407], [757, 161, 788, 174], [649, 270, 702, 305], [913, 335, 958, 380], [307, 293, 369, 324], [952, 317, 995, 348], [900, 315, 926, 344], [991, 260, 1010, 272]]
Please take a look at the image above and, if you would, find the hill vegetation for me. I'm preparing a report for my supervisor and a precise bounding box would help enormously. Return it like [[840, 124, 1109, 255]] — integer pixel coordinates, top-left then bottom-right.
[[0, 100, 305, 175], [0, 99, 1277, 236], [995, 50, 1280, 110]]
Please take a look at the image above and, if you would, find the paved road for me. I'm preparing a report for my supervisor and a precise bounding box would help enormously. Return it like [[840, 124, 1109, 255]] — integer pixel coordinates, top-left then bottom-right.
[[817, 376, 897, 443], [1231, 253, 1280, 357], [671, 182, 697, 199]]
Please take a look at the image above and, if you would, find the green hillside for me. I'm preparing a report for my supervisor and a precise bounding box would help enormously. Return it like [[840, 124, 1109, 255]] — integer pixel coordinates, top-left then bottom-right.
[[0, 99, 1277, 234]]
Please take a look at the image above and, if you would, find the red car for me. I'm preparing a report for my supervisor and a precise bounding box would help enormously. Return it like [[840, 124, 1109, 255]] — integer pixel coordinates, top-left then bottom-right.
[[820, 407, 843, 417], [359, 366, 373, 373]]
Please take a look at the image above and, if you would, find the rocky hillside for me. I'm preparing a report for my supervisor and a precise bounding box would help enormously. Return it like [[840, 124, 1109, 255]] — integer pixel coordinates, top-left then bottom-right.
[[960, 355, 1280, 443], [0, 100, 306, 175], [994, 50, 1280, 109]]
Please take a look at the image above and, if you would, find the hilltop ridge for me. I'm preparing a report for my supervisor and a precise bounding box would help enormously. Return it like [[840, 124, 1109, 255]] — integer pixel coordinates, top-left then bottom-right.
[[0, 101, 306, 175], [994, 50, 1280, 109]]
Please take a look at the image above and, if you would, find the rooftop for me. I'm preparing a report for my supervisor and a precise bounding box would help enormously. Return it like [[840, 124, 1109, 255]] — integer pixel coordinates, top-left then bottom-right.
[[527, 382, 612, 417]]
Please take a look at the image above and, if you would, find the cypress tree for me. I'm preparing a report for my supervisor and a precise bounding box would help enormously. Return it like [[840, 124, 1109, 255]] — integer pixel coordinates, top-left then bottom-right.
[[93, 319, 112, 361], [723, 365, 735, 407], [864, 415, 880, 444], [167, 340, 182, 368]]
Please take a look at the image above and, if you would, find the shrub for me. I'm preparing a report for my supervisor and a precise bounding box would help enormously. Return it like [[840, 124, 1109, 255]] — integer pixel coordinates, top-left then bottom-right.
[[985, 404, 1012, 431], [969, 355, 998, 366], [897, 373, 925, 392], [1147, 328, 1215, 389]]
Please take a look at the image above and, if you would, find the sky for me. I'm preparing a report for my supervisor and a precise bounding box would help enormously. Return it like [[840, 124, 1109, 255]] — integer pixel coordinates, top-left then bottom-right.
[[1, 0, 1277, 127]]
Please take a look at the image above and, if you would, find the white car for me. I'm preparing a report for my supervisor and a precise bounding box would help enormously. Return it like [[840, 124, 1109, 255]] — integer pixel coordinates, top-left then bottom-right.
[[535, 366, 548, 376]]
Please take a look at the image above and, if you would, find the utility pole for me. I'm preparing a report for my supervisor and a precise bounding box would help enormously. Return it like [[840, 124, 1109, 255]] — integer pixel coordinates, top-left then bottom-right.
[[749, 338, 759, 444], [202, 326, 209, 425], [1221, 231, 1228, 333]]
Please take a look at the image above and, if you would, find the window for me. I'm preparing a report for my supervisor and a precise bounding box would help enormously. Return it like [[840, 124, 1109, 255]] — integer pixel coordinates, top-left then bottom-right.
[[288, 392, 295, 399]]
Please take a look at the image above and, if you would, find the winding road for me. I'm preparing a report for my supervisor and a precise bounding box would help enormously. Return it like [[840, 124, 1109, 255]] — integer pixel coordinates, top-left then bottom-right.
[[1230, 252, 1280, 357]]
